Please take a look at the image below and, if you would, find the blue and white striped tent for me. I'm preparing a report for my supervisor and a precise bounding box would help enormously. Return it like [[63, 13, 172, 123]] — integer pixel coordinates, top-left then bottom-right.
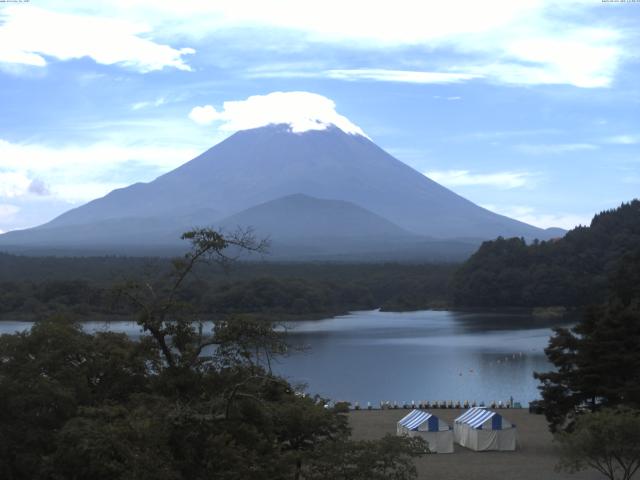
[[454, 407, 516, 451], [397, 410, 453, 453]]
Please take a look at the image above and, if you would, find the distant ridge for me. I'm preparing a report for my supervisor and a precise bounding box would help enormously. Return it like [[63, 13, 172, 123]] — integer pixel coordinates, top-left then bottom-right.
[[217, 194, 412, 239]]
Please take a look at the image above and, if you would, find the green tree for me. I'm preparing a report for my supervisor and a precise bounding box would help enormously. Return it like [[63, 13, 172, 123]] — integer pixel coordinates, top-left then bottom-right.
[[51, 402, 179, 480], [556, 407, 640, 480], [305, 435, 425, 480], [0, 319, 154, 479], [535, 250, 640, 432], [119, 227, 269, 370]]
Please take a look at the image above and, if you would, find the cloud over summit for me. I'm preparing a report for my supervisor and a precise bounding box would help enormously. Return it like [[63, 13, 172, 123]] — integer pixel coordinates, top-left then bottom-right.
[[189, 92, 368, 137]]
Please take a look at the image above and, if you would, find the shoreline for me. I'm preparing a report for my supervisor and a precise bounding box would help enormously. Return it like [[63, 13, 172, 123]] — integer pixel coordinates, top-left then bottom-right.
[[0, 304, 584, 323]]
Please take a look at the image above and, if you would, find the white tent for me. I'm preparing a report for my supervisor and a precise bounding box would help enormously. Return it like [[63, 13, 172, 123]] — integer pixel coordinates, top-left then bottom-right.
[[396, 409, 454, 453], [454, 407, 517, 451]]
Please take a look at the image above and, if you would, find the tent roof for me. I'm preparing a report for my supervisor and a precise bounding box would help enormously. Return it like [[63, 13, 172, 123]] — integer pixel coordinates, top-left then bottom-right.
[[455, 407, 502, 429], [455, 407, 485, 423], [398, 410, 437, 431]]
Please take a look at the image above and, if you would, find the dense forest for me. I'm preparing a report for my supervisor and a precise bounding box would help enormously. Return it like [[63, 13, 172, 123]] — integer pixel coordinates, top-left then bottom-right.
[[452, 200, 640, 308], [0, 254, 455, 320]]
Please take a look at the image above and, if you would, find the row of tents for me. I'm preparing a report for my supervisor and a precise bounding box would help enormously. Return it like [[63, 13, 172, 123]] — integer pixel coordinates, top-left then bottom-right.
[[396, 407, 517, 453]]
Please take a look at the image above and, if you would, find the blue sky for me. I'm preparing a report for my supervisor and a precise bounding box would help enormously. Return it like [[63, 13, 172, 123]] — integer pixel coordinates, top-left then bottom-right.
[[0, 0, 639, 232]]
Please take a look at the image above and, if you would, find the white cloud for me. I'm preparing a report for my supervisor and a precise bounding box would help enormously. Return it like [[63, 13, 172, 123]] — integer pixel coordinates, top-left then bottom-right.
[[0, 6, 194, 72], [482, 204, 590, 230], [0, 203, 21, 233], [457, 61, 610, 89], [456, 27, 621, 88], [21, 1, 624, 87], [324, 69, 480, 84], [189, 105, 219, 125], [516, 143, 598, 155], [70, 0, 547, 43], [0, 204, 20, 220], [246, 68, 480, 84], [0, 172, 51, 198], [0, 172, 32, 198], [131, 97, 167, 110], [425, 170, 534, 189], [0, 139, 200, 203], [248, 37, 620, 88], [605, 134, 639, 145], [188, 91, 368, 136]]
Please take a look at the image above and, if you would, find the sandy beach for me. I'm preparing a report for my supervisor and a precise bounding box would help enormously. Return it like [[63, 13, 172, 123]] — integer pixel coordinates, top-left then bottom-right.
[[349, 409, 604, 480]]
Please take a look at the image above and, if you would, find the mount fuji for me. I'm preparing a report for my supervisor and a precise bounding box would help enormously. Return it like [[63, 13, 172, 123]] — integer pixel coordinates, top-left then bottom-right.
[[0, 123, 561, 259]]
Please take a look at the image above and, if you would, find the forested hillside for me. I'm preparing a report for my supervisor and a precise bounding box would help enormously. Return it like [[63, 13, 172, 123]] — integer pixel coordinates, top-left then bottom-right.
[[452, 200, 640, 308]]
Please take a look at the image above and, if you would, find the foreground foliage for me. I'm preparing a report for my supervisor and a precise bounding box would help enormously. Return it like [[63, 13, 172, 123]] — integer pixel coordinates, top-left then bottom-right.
[[556, 407, 640, 480], [0, 229, 424, 480], [307, 435, 426, 480]]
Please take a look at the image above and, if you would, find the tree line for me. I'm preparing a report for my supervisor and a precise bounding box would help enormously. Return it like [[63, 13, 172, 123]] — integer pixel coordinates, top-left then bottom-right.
[[0, 258, 455, 320]]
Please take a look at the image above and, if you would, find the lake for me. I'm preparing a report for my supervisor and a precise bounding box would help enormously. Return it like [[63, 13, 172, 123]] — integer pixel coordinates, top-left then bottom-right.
[[277, 309, 564, 407], [0, 309, 565, 406]]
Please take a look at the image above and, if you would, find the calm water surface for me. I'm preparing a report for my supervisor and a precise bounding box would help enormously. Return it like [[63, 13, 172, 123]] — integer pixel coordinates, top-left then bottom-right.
[[277, 309, 565, 406], [0, 310, 565, 406]]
